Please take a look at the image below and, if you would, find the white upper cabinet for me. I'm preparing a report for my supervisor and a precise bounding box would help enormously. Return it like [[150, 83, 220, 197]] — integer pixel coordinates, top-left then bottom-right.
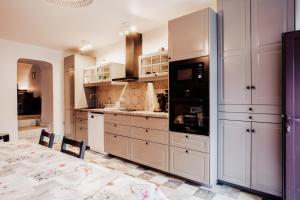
[[168, 8, 212, 62], [218, 0, 251, 105], [218, 0, 294, 106], [251, 0, 292, 105]]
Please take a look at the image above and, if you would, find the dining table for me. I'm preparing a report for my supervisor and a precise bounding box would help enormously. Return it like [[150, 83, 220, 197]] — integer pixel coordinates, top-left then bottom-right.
[[0, 140, 167, 200]]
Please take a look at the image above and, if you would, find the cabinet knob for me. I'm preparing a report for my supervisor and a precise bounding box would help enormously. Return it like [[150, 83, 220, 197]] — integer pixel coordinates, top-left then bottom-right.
[[249, 116, 253, 120], [251, 129, 255, 133], [168, 57, 171, 60], [114, 124, 117, 127], [249, 107, 253, 111], [146, 141, 148, 145], [114, 135, 117, 138], [113, 114, 117, 116], [246, 129, 250, 132], [246, 86, 251, 90], [145, 129, 148, 133], [251, 86, 256, 89], [185, 135, 189, 139], [145, 117, 149, 120], [185, 150, 189, 154]]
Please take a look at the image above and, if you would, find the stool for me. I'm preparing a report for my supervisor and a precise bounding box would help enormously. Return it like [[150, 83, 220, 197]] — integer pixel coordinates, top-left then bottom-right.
[[0, 133, 9, 142]]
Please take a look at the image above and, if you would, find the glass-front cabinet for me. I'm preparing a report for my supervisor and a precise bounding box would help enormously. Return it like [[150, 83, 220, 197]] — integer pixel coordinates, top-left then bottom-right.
[[139, 51, 169, 80], [83, 62, 125, 85]]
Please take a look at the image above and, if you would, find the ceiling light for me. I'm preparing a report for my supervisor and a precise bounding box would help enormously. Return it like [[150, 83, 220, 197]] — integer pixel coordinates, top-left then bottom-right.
[[45, 0, 93, 8], [130, 26, 137, 32], [119, 32, 124, 36], [124, 30, 129, 35], [80, 43, 93, 52]]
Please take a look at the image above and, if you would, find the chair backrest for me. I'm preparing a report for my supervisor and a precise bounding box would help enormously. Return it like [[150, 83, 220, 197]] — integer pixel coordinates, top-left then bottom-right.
[[39, 129, 55, 148], [60, 136, 86, 159]]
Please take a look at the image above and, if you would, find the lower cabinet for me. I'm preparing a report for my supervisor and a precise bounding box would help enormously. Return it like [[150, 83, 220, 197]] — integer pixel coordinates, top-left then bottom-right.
[[251, 123, 282, 197], [218, 120, 251, 187], [64, 109, 75, 140], [131, 139, 169, 171], [218, 119, 282, 197], [75, 110, 88, 145], [170, 146, 209, 184], [104, 133, 131, 159]]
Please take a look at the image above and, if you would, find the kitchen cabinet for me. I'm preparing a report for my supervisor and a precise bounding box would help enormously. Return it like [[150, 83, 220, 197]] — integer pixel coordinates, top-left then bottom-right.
[[104, 113, 170, 172], [64, 55, 95, 142], [104, 133, 131, 160], [218, 0, 251, 105], [131, 139, 169, 172], [75, 110, 88, 144], [83, 62, 125, 85], [218, 0, 294, 106], [138, 51, 169, 80], [218, 119, 282, 196], [168, 8, 213, 61], [251, 122, 282, 197], [64, 109, 75, 140], [218, 120, 251, 187], [170, 146, 209, 185]]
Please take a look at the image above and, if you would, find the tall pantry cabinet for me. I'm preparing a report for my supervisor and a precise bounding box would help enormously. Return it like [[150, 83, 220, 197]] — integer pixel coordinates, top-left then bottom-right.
[[217, 0, 294, 197], [64, 55, 96, 140]]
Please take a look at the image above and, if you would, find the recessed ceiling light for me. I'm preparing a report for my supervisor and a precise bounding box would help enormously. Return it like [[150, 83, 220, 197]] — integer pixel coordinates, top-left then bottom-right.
[[80, 42, 93, 52], [130, 25, 137, 32], [124, 30, 129, 35], [45, 0, 93, 8]]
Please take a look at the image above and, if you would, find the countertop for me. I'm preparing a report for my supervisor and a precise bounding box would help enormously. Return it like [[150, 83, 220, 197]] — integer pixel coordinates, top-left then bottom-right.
[[76, 108, 169, 118]]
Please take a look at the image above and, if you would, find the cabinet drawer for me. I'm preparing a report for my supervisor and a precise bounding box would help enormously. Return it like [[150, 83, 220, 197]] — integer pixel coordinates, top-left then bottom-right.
[[218, 112, 282, 124], [76, 111, 88, 120], [218, 105, 281, 115], [104, 123, 132, 137], [132, 127, 169, 145], [104, 133, 131, 159], [170, 146, 209, 184], [131, 116, 168, 131], [76, 118, 87, 128], [104, 113, 131, 125], [75, 126, 88, 144], [131, 139, 169, 172], [170, 132, 209, 153]]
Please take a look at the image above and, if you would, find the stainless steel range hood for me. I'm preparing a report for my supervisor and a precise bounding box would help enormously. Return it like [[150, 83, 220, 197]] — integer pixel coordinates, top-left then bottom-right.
[[112, 32, 142, 82]]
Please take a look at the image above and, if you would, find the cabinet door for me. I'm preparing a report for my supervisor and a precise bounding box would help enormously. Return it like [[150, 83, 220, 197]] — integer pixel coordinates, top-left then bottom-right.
[[251, 123, 282, 197], [64, 70, 74, 109], [170, 147, 209, 184], [218, 120, 251, 187], [64, 109, 75, 140], [168, 8, 209, 61], [131, 139, 169, 172], [251, 0, 293, 105], [104, 133, 131, 159], [218, 0, 252, 104]]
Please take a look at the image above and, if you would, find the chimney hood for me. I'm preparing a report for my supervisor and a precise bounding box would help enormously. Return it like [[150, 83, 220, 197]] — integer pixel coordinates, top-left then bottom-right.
[[112, 32, 142, 82]]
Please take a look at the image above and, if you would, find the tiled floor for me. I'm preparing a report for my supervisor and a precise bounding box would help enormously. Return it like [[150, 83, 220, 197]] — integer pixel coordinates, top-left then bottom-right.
[[27, 138, 262, 200]]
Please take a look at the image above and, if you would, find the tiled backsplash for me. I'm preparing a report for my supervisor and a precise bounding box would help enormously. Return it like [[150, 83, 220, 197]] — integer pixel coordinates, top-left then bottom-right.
[[96, 80, 168, 111]]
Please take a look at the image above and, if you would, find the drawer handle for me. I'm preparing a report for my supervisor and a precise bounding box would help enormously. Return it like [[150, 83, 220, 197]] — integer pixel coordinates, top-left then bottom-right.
[[246, 129, 250, 132], [145, 117, 149, 120], [251, 129, 255, 133], [114, 124, 117, 127], [249, 107, 253, 111], [246, 86, 251, 90], [185, 150, 189, 154], [145, 129, 148, 133], [114, 114, 117, 116], [185, 135, 189, 139], [114, 135, 117, 138], [146, 141, 148, 145], [251, 86, 256, 90], [249, 116, 253, 120]]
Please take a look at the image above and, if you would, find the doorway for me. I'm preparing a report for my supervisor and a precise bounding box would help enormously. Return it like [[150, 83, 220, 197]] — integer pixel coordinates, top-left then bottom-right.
[[17, 59, 53, 140]]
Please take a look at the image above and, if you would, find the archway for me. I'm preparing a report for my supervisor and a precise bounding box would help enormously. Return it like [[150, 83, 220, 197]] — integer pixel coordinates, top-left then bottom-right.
[[17, 58, 54, 140]]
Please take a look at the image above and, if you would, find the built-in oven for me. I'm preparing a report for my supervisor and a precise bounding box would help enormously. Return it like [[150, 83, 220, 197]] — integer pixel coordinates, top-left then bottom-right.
[[169, 56, 209, 135]]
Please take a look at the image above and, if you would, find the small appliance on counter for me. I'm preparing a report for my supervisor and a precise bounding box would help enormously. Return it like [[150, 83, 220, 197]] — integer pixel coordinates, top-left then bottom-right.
[[169, 56, 209, 135], [155, 90, 168, 112]]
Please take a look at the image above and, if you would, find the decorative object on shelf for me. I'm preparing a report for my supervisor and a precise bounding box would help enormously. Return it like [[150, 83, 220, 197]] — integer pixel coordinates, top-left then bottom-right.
[[45, 0, 93, 8], [156, 91, 168, 112]]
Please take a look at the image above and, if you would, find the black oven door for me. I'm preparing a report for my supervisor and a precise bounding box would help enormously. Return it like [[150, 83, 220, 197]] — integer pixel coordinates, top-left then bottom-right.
[[169, 99, 209, 135]]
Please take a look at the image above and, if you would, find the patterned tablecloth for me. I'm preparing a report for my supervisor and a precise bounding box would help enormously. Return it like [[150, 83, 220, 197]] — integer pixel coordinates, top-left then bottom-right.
[[0, 141, 167, 200]]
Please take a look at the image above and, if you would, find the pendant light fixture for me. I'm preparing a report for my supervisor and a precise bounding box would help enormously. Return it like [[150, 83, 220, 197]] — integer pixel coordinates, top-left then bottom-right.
[[45, 0, 93, 8]]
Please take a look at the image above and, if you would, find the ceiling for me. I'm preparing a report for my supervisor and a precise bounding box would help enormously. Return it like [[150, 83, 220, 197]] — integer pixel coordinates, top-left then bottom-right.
[[0, 0, 214, 51]]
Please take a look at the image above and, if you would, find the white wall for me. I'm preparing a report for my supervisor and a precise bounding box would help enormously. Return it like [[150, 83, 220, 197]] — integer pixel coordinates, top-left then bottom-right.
[[297, 0, 300, 30], [96, 26, 168, 64], [0, 38, 64, 141]]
